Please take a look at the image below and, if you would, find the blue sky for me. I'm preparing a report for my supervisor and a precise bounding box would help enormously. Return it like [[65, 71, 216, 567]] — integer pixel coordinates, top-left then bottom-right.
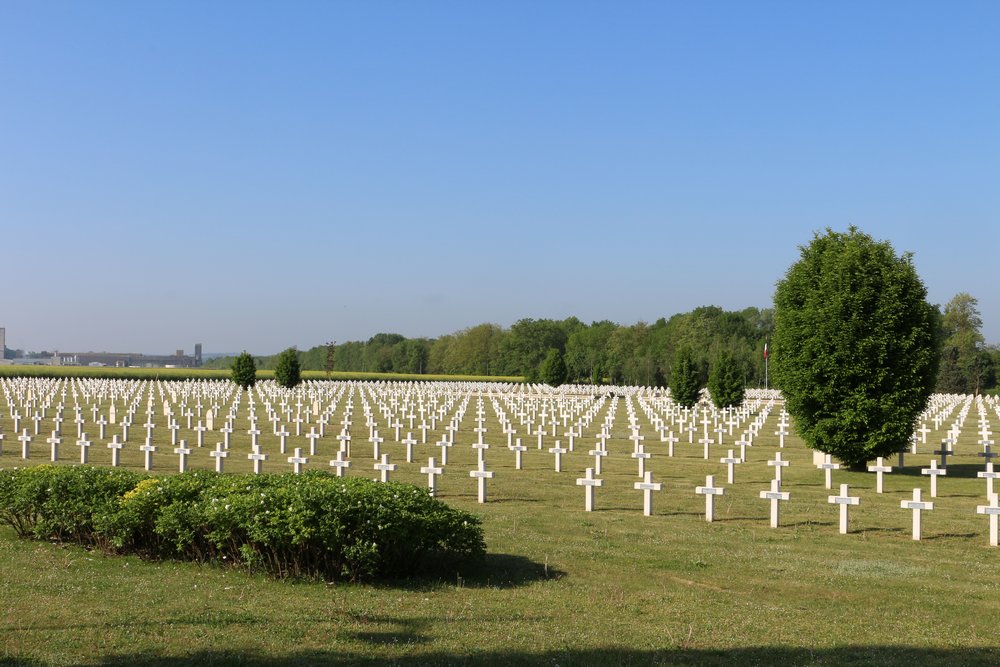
[[2, 1, 997, 354]]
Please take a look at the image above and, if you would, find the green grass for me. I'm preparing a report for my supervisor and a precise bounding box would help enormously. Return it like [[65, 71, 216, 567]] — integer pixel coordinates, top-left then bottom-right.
[[1, 383, 998, 666]]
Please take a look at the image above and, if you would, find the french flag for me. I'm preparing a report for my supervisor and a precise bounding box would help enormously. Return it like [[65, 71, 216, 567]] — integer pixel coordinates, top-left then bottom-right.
[[764, 343, 769, 359]]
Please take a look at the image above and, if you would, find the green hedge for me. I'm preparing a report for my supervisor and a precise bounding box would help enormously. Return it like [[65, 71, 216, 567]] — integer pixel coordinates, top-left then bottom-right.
[[0, 466, 485, 581]]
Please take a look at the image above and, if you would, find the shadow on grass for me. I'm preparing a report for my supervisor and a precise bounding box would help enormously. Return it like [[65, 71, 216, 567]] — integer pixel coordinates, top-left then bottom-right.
[[12, 644, 995, 666], [897, 463, 991, 479]]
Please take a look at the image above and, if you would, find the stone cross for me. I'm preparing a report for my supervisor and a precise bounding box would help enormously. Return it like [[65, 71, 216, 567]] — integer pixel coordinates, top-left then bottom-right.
[[921, 459, 947, 498], [634, 470, 662, 517], [140, 441, 157, 471], [817, 454, 840, 490], [287, 447, 308, 474], [978, 462, 1000, 497], [108, 435, 124, 467], [77, 434, 92, 464], [247, 425, 261, 449], [510, 438, 527, 470], [588, 446, 607, 475], [933, 440, 952, 468], [420, 457, 444, 496], [469, 459, 495, 503], [720, 449, 741, 484], [900, 488, 933, 541], [976, 492, 1000, 547], [768, 452, 789, 483], [329, 449, 352, 477], [632, 444, 651, 478], [775, 422, 789, 448], [19, 429, 32, 459], [209, 442, 228, 473], [472, 441, 490, 466], [374, 453, 397, 483], [46, 431, 61, 462], [864, 457, 892, 493], [695, 475, 725, 522], [306, 427, 320, 456], [174, 441, 192, 473], [662, 430, 679, 457], [337, 430, 352, 458], [549, 442, 567, 472], [248, 445, 267, 474], [698, 432, 715, 460], [399, 432, 417, 463], [276, 426, 290, 454], [759, 479, 790, 528], [828, 483, 860, 534], [576, 467, 603, 512], [97, 415, 108, 440], [168, 421, 181, 446], [370, 432, 384, 460], [194, 421, 207, 447]]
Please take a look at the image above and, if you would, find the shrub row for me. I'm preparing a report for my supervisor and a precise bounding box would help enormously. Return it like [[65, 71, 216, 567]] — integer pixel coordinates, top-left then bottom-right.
[[0, 466, 486, 581]]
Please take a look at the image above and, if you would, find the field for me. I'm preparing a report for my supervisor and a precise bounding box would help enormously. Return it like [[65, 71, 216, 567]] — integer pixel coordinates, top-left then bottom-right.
[[1, 379, 998, 666]]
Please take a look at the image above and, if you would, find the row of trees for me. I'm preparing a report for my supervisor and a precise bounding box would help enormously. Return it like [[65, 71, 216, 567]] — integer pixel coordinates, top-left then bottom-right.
[[209, 306, 776, 388], [214, 295, 995, 394]]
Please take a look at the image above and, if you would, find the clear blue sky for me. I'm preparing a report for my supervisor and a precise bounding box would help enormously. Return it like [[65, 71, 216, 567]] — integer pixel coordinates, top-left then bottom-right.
[[2, 1, 997, 355]]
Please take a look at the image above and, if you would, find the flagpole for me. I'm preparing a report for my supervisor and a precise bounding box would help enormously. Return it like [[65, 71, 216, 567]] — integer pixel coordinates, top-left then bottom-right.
[[764, 340, 769, 390]]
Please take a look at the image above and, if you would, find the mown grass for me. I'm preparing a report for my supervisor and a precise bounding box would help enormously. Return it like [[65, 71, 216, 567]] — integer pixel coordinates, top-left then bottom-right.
[[1, 385, 998, 666]]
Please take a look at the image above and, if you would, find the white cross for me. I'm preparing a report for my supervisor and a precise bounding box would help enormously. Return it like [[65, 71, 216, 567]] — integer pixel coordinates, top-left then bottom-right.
[[921, 459, 947, 497], [759, 479, 790, 528], [548, 442, 567, 472], [420, 457, 444, 496], [576, 467, 603, 512], [662, 430, 679, 457], [209, 442, 228, 473], [509, 438, 527, 470], [695, 475, 725, 522], [634, 470, 662, 517], [287, 447, 308, 474], [46, 431, 62, 462], [402, 433, 418, 463], [828, 483, 860, 534], [247, 426, 261, 448], [867, 457, 893, 493], [817, 454, 840, 490], [900, 488, 933, 541], [169, 421, 181, 445], [631, 444, 651, 478], [248, 445, 267, 474], [193, 421, 207, 447], [976, 493, 1000, 547], [174, 441, 192, 472], [768, 452, 789, 483], [978, 462, 1000, 497], [107, 435, 124, 467], [698, 433, 715, 460], [306, 427, 320, 456], [276, 427, 290, 454], [374, 453, 397, 483], [337, 430, 352, 458], [370, 432, 384, 460], [588, 446, 607, 475], [77, 434, 92, 464], [140, 441, 157, 471], [720, 449, 742, 484], [469, 459, 495, 503], [18, 429, 32, 459], [437, 438, 452, 465], [329, 449, 352, 477]]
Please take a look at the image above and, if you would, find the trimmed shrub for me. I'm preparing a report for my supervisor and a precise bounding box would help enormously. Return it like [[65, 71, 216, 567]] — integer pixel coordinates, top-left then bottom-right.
[[0, 467, 485, 582]]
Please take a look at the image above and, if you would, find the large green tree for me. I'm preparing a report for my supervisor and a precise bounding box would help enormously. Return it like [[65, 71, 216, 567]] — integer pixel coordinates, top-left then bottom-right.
[[231, 351, 257, 390], [772, 227, 940, 469], [708, 350, 745, 408], [936, 293, 993, 394], [670, 347, 701, 408], [540, 348, 568, 386], [274, 347, 302, 389]]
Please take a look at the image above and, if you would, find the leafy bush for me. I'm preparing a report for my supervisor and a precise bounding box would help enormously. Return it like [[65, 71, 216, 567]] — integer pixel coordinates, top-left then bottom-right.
[[0, 467, 486, 581]]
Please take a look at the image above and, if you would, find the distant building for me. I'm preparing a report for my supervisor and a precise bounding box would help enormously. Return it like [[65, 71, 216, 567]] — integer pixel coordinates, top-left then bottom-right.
[[55, 343, 204, 368]]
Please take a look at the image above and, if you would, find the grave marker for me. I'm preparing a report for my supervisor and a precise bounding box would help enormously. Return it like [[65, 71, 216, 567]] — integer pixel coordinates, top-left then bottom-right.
[[900, 488, 933, 541], [576, 467, 603, 512], [695, 475, 725, 522], [759, 479, 790, 528], [634, 470, 662, 517], [828, 483, 860, 534]]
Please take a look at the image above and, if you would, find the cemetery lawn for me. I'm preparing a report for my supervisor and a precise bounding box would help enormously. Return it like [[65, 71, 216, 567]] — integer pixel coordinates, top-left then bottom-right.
[[1, 387, 998, 665]]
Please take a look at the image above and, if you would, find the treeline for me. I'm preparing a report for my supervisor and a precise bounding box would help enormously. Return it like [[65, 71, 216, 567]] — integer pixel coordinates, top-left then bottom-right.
[[206, 306, 776, 387]]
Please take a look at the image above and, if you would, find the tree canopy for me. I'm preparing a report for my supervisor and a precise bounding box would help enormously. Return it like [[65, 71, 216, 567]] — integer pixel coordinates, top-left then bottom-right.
[[772, 227, 940, 469], [274, 347, 301, 389], [230, 351, 257, 390]]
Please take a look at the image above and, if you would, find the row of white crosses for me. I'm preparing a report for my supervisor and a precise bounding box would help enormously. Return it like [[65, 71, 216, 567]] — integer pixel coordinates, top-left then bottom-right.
[[4, 378, 1000, 540]]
